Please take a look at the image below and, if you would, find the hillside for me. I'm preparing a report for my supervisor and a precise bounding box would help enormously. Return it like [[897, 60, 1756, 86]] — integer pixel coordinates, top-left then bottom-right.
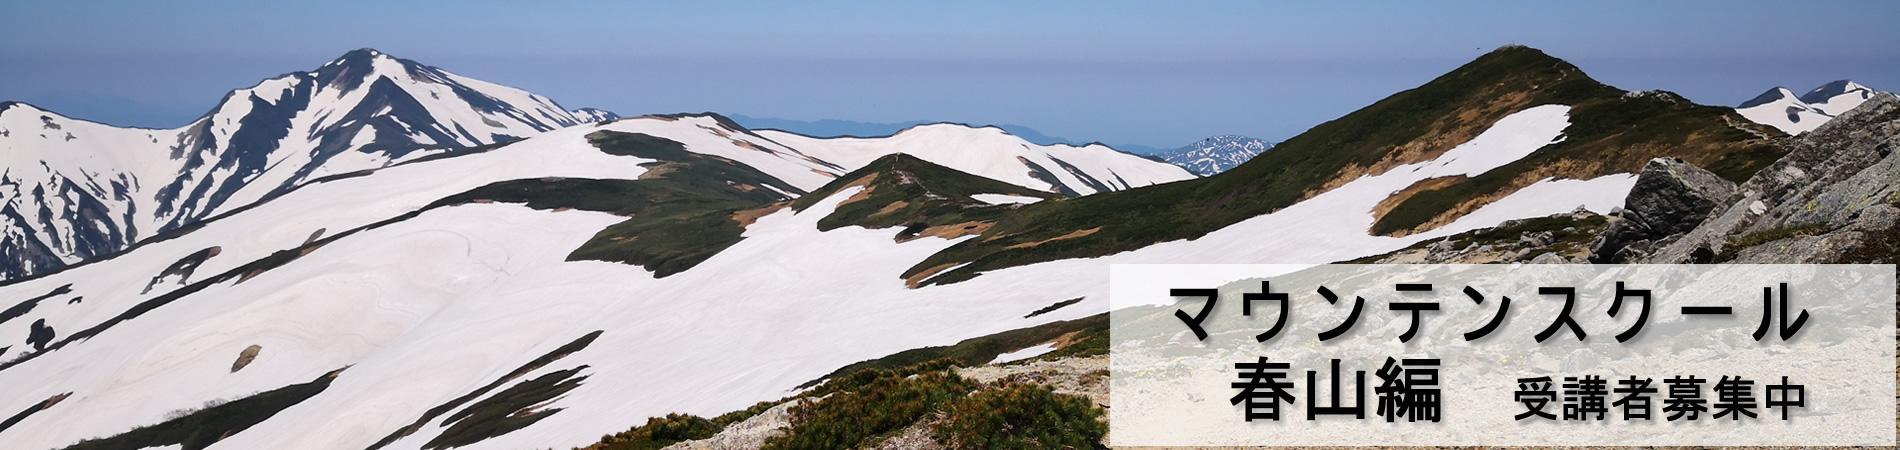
[[900, 45, 1784, 286]]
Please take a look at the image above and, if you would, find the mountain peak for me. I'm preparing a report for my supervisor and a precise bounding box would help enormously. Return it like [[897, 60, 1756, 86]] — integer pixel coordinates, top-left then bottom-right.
[[1736, 80, 1882, 134], [312, 47, 418, 92], [1799, 79, 1872, 104], [331, 48, 396, 64], [1738, 86, 1798, 109]]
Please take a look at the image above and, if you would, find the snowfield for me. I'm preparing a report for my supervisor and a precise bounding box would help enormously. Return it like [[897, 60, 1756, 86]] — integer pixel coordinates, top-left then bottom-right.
[[970, 193, 1045, 205], [0, 103, 1641, 450], [758, 124, 1195, 195]]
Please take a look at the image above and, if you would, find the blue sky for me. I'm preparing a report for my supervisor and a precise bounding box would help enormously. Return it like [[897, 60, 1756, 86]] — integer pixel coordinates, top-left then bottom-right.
[[2, 1, 1895, 148]]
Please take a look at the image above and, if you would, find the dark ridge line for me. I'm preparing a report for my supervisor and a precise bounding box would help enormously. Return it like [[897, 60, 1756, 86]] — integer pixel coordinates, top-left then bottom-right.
[[365, 330, 603, 450], [0, 392, 68, 435], [639, 112, 850, 173], [54, 367, 345, 450], [0, 284, 72, 327], [1024, 297, 1085, 319]]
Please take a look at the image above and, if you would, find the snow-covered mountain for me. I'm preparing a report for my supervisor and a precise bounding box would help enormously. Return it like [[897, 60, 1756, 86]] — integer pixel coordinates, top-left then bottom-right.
[[1156, 135, 1273, 175], [1736, 80, 1880, 135], [0, 46, 1808, 450], [757, 124, 1194, 196], [0, 49, 607, 279], [0, 100, 1632, 450]]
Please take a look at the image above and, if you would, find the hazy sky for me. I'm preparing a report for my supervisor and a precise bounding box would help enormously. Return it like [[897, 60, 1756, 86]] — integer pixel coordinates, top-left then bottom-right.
[[2, 1, 1895, 148]]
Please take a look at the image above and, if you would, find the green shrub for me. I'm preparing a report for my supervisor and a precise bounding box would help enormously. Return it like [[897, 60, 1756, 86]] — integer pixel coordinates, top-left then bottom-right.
[[931, 383, 1106, 450], [763, 369, 977, 449], [575, 413, 718, 450], [710, 400, 780, 428], [799, 315, 1105, 389]]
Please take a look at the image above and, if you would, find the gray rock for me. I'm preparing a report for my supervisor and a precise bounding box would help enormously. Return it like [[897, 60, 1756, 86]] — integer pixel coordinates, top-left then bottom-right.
[[1589, 157, 1738, 263], [1558, 348, 1603, 373], [1529, 252, 1569, 264], [1648, 93, 1900, 264], [1520, 230, 1554, 248]]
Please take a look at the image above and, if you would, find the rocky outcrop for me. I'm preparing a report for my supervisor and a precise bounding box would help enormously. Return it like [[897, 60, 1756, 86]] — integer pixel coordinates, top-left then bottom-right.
[[1588, 157, 1737, 263], [660, 398, 808, 450], [1646, 92, 1900, 264], [1358, 209, 1607, 264]]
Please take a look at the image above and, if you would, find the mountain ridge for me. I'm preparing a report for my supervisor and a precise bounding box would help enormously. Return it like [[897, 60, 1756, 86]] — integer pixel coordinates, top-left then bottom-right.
[[1736, 80, 1881, 135], [899, 45, 1782, 286], [0, 48, 608, 279]]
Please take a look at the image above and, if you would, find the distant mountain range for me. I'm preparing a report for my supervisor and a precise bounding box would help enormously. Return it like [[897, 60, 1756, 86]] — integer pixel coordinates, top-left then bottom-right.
[[731, 115, 1283, 175], [1155, 135, 1274, 176], [1735, 80, 1880, 135], [727, 115, 1086, 150], [0, 50, 1192, 280]]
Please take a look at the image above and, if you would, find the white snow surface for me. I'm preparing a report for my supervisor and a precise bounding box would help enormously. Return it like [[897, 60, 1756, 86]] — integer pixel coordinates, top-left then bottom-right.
[[990, 343, 1058, 364], [0, 103, 1644, 450], [970, 193, 1045, 205], [757, 124, 1195, 195]]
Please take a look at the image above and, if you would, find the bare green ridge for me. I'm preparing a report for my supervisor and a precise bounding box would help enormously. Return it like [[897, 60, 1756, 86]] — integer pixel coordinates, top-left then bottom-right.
[[902, 46, 1781, 286], [792, 153, 1062, 233]]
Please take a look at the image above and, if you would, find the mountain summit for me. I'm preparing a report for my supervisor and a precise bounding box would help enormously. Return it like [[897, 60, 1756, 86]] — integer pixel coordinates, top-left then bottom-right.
[[1736, 80, 1880, 134], [0, 49, 604, 278]]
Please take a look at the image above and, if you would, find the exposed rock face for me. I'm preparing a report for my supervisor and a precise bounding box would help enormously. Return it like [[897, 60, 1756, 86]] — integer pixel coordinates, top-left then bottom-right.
[[661, 399, 807, 450], [1358, 209, 1606, 265], [1645, 93, 1900, 264], [231, 344, 262, 372], [1588, 157, 1737, 263]]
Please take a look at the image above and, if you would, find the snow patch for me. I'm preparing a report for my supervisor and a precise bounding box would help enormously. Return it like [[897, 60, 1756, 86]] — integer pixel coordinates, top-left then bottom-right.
[[990, 343, 1057, 364], [970, 193, 1044, 205]]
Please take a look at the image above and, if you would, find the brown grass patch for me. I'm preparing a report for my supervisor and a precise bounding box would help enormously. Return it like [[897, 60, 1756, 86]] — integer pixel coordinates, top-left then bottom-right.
[[731, 204, 788, 227], [905, 262, 965, 288], [1006, 227, 1102, 250], [898, 221, 995, 243], [731, 139, 770, 153], [870, 200, 910, 217], [232, 345, 262, 372], [826, 174, 880, 209], [1049, 329, 1087, 349], [1386, 159, 1609, 237], [637, 162, 681, 180], [1372, 176, 1467, 222]]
